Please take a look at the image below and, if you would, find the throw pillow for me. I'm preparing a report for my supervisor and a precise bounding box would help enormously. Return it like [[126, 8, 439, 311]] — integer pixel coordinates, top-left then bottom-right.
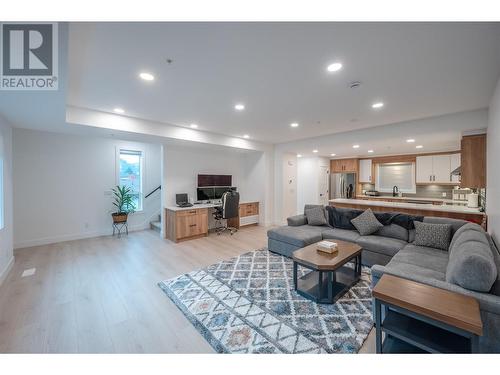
[[305, 207, 328, 226], [413, 221, 452, 251], [350, 209, 384, 236]]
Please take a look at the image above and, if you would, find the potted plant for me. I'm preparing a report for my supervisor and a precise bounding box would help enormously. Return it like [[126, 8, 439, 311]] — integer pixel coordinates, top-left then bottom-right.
[[111, 185, 136, 223]]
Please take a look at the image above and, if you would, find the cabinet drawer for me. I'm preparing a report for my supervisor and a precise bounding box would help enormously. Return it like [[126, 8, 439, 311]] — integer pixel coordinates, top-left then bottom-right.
[[175, 209, 208, 239], [177, 209, 202, 217], [239, 202, 259, 217]]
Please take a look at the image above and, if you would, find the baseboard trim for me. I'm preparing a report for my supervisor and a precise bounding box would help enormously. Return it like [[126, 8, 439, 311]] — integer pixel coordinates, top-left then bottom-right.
[[0, 256, 14, 286], [14, 223, 151, 250]]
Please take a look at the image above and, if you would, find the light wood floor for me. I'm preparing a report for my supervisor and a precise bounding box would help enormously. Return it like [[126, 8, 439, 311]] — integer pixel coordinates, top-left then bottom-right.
[[0, 226, 375, 353]]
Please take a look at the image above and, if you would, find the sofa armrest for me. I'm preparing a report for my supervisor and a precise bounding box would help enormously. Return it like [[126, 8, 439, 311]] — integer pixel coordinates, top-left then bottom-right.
[[371, 265, 500, 316], [287, 214, 307, 226]]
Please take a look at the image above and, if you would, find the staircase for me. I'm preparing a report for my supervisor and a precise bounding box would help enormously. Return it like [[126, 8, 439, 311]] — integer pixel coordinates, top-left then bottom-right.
[[150, 214, 161, 233]]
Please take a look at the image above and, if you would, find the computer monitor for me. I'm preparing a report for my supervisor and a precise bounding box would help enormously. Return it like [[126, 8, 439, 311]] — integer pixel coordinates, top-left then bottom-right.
[[176, 193, 188, 205], [196, 187, 215, 201], [214, 187, 236, 199]]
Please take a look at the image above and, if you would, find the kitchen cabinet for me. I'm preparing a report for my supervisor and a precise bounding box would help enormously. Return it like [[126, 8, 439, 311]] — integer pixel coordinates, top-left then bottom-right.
[[331, 158, 358, 173], [416, 154, 459, 184], [450, 153, 461, 183], [461, 134, 486, 188], [359, 159, 373, 183]]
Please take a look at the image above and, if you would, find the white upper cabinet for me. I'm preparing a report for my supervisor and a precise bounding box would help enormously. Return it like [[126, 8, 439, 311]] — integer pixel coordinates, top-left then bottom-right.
[[432, 155, 452, 183], [450, 153, 461, 183], [416, 153, 460, 184], [359, 159, 372, 183], [416, 155, 434, 183]]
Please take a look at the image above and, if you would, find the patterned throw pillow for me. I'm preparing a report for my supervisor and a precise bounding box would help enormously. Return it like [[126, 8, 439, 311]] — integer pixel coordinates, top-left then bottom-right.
[[305, 207, 328, 226], [350, 209, 384, 236], [413, 221, 452, 251]]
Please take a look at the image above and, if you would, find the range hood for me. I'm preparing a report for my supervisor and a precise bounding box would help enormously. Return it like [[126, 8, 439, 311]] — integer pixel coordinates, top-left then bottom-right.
[[451, 166, 461, 176]]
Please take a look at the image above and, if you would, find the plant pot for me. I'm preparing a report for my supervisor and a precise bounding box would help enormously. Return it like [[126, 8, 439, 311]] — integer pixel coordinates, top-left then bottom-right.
[[112, 212, 128, 223]]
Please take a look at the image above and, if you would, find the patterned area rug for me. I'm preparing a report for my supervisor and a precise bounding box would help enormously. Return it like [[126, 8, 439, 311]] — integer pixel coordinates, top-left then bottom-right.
[[158, 249, 373, 353]]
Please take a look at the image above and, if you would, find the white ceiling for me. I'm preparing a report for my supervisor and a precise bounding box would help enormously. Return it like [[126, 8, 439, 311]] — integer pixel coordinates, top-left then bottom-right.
[[68, 22, 500, 144]]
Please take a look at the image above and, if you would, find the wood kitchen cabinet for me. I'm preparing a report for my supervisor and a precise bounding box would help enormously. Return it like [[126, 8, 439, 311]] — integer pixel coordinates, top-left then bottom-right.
[[461, 134, 486, 188], [331, 158, 358, 173]]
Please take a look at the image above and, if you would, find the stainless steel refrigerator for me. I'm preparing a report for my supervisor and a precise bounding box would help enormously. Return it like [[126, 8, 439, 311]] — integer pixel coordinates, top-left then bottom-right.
[[330, 172, 356, 199]]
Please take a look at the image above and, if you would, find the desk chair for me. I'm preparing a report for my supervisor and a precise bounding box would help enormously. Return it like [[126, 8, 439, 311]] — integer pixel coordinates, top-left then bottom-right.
[[212, 191, 240, 235]]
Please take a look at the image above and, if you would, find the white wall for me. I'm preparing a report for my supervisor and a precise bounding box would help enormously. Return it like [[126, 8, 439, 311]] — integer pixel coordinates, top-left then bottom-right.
[[13, 128, 161, 249], [0, 116, 13, 285], [487, 78, 500, 245]]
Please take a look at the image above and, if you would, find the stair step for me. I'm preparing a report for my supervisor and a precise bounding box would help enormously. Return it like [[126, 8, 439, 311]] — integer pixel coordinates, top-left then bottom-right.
[[150, 221, 161, 232]]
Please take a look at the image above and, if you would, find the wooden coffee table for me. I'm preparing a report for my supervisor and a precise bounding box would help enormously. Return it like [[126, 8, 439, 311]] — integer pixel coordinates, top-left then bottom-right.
[[292, 240, 362, 304]]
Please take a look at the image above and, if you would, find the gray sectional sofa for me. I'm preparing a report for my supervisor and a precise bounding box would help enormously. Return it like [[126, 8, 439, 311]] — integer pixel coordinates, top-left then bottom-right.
[[267, 204, 500, 352]]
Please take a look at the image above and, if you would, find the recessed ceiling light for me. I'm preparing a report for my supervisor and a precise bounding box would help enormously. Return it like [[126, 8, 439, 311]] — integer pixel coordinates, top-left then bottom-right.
[[234, 103, 245, 111], [416, 145, 424, 149], [139, 72, 155, 81], [353, 145, 360, 149], [190, 124, 198, 129], [297, 154, 302, 158], [327, 62, 343, 72], [368, 150, 374, 153], [113, 108, 125, 114], [312, 149, 319, 153], [290, 122, 299, 128], [330, 153, 336, 157], [406, 139, 415, 143], [243, 134, 250, 139], [372, 102, 384, 109]]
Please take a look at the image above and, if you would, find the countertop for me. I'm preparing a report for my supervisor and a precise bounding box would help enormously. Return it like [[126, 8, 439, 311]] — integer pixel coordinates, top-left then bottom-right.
[[355, 195, 458, 204], [165, 201, 257, 212], [330, 198, 484, 215]]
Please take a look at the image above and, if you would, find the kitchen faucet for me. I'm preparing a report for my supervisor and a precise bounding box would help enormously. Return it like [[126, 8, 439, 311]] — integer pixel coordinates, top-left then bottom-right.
[[392, 185, 399, 197]]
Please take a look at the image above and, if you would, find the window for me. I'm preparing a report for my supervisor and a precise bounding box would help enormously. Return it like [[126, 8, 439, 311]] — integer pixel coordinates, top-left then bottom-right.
[[118, 149, 143, 211], [376, 162, 416, 194]]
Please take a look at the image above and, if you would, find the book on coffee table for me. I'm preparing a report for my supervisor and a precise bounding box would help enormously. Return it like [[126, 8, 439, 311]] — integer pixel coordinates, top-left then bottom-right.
[[316, 240, 338, 254]]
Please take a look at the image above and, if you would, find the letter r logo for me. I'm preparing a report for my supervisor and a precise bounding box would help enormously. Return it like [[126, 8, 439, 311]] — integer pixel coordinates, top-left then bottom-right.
[[2, 24, 53, 76]]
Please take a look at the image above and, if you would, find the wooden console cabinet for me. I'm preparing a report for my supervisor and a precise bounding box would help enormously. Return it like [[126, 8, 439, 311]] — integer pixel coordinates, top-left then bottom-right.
[[165, 208, 208, 242], [239, 202, 259, 227]]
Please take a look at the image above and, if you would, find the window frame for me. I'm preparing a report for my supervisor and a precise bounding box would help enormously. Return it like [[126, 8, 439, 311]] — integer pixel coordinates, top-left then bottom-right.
[[116, 147, 145, 213], [375, 162, 416, 194]]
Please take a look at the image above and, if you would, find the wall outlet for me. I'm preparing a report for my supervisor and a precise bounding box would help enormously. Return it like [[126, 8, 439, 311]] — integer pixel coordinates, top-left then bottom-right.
[[442, 192, 447, 197]]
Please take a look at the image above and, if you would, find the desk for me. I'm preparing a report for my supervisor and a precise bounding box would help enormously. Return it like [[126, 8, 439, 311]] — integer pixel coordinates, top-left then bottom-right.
[[164, 201, 259, 242]]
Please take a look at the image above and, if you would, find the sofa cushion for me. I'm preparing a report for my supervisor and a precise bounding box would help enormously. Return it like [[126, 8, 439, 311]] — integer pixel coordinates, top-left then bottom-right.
[[356, 235, 408, 257], [423, 216, 467, 237], [449, 222, 485, 250], [321, 228, 361, 243], [375, 223, 409, 242], [287, 214, 308, 227], [326, 206, 363, 230], [305, 207, 328, 226], [394, 244, 449, 273], [383, 261, 446, 281], [413, 221, 452, 251], [446, 234, 498, 292], [267, 225, 326, 248], [350, 208, 383, 235], [449, 228, 490, 255]]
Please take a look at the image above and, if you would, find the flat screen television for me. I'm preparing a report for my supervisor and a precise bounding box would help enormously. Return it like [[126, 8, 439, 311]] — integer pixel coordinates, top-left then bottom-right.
[[196, 187, 215, 201], [197, 174, 232, 187]]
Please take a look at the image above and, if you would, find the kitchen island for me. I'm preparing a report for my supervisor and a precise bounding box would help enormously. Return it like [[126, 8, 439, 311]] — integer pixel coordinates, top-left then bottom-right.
[[329, 198, 486, 227]]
